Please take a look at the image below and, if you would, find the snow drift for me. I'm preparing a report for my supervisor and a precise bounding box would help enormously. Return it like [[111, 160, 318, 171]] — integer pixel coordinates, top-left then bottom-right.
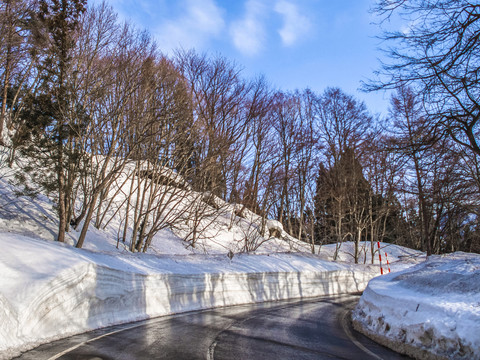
[[352, 252, 480, 360]]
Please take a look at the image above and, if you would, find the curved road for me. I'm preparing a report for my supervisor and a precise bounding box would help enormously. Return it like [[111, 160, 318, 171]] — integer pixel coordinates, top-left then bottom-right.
[[14, 295, 410, 360]]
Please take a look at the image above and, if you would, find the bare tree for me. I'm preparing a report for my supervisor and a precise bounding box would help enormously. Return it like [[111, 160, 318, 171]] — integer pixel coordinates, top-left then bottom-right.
[[387, 85, 479, 254], [270, 91, 302, 234], [369, 0, 480, 157], [292, 90, 318, 242], [363, 132, 407, 262], [313, 88, 374, 262], [388, 85, 437, 254], [0, 0, 37, 145], [175, 50, 253, 199], [314, 87, 372, 166], [75, 19, 158, 248], [227, 75, 272, 205], [242, 83, 275, 214]]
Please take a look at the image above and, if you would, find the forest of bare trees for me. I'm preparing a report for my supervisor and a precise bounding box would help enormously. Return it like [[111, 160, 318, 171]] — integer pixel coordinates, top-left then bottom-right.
[[1, 0, 479, 259]]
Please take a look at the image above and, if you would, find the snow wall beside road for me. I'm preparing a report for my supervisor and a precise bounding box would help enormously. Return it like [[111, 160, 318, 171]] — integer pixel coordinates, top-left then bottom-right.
[[0, 235, 377, 359]]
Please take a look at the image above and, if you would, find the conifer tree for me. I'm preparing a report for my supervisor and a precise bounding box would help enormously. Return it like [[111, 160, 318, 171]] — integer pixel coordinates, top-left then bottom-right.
[[314, 148, 371, 262], [22, 0, 86, 242]]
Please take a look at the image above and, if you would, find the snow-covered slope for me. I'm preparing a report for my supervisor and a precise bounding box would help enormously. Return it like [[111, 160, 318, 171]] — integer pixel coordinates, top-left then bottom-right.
[[352, 252, 480, 359], [0, 147, 312, 255], [0, 232, 378, 359], [318, 241, 424, 271]]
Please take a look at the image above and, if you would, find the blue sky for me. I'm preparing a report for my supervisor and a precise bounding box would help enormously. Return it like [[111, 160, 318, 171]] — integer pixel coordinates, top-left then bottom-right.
[[104, 0, 392, 116]]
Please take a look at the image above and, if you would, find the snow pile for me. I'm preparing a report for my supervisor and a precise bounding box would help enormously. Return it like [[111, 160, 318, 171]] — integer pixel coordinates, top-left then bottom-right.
[[0, 232, 379, 359], [352, 252, 480, 360]]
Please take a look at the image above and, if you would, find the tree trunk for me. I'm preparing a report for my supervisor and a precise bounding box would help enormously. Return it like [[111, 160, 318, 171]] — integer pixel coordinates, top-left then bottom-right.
[[57, 167, 66, 243], [0, 0, 13, 145], [76, 191, 100, 248], [355, 228, 361, 264]]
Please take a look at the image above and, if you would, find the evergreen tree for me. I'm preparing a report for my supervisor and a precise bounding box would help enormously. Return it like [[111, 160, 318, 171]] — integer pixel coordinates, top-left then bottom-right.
[[20, 0, 87, 242], [314, 148, 371, 262]]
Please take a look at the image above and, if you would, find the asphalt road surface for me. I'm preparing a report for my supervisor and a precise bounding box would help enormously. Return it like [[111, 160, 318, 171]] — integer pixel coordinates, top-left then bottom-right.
[[14, 294, 411, 360]]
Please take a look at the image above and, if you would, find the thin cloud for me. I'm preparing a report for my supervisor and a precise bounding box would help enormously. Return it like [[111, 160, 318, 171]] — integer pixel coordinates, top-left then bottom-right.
[[230, 0, 267, 56], [274, 0, 311, 46], [154, 0, 225, 52]]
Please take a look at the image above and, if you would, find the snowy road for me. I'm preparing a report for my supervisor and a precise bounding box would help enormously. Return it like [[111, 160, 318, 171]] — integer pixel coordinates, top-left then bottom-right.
[[13, 295, 409, 360]]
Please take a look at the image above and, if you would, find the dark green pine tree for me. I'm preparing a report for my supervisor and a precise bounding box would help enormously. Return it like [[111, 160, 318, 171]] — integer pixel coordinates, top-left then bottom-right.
[[20, 0, 87, 243], [314, 148, 371, 262]]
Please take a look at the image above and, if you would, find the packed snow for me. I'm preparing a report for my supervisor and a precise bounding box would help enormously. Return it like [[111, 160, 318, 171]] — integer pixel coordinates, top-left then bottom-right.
[[1, 148, 478, 359], [0, 232, 383, 359], [353, 253, 480, 359]]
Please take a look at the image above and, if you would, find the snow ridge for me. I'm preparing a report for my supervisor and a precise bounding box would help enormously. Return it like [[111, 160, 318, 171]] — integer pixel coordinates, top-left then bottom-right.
[[0, 233, 378, 359]]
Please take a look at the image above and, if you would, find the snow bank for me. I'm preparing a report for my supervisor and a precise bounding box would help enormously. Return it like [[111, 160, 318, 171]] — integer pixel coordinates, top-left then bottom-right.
[[0, 233, 378, 359], [352, 252, 480, 360]]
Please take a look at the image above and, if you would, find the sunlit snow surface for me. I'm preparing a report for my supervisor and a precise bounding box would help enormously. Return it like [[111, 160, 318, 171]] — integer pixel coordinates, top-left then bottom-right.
[[353, 253, 480, 359], [0, 233, 382, 359]]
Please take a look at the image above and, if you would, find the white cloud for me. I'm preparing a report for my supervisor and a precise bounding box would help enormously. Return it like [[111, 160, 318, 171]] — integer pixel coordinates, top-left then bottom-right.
[[400, 19, 420, 35], [274, 0, 311, 46], [154, 0, 225, 53], [230, 0, 268, 56]]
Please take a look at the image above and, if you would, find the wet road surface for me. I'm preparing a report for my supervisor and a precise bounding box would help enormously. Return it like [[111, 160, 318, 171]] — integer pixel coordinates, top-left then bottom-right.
[[14, 294, 411, 360]]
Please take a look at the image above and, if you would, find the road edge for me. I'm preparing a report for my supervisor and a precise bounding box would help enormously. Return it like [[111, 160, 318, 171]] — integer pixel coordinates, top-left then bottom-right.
[[351, 318, 447, 360]]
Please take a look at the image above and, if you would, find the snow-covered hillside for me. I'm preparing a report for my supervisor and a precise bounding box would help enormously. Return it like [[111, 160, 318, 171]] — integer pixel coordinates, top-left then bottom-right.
[[0, 147, 312, 255]]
